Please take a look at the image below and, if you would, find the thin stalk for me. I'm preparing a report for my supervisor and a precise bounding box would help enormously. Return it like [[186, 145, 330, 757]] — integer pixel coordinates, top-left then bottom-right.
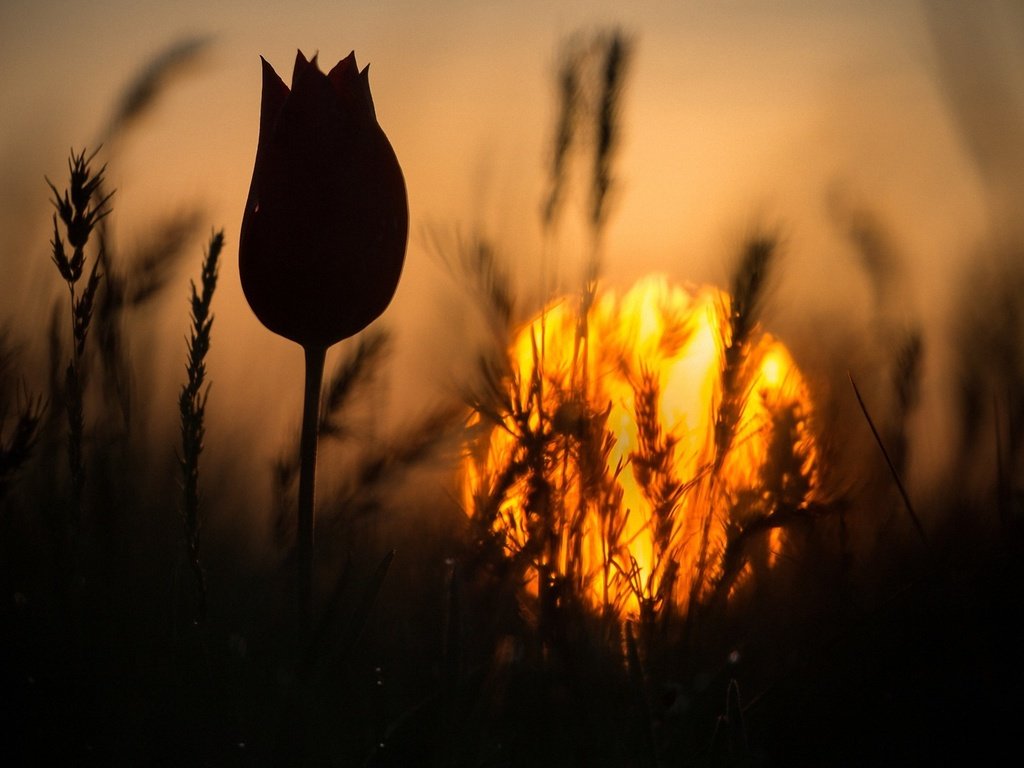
[[298, 344, 327, 636], [849, 372, 928, 547], [178, 229, 221, 624]]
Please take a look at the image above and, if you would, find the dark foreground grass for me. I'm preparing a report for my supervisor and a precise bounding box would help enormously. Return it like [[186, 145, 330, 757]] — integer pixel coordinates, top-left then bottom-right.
[[3, 478, 1022, 766]]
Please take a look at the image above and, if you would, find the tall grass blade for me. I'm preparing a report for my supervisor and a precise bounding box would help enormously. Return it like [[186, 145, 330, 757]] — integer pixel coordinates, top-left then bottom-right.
[[849, 372, 928, 547]]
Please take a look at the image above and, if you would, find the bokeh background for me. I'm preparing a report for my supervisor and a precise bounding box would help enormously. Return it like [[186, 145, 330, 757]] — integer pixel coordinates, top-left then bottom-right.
[[2, 0, 1020, 537]]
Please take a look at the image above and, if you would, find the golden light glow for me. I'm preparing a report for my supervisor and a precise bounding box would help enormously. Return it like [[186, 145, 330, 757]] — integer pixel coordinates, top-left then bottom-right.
[[462, 274, 819, 620]]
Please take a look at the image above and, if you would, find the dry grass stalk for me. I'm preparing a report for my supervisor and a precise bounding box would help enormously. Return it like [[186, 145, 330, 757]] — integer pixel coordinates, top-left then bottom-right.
[[688, 237, 774, 619], [88, 40, 212, 431], [541, 40, 583, 233], [178, 229, 222, 623], [709, 400, 817, 606], [101, 36, 214, 143], [47, 147, 112, 521], [577, 31, 632, 400], [849, 372, 928, 547], [591, 31, 630, 233]]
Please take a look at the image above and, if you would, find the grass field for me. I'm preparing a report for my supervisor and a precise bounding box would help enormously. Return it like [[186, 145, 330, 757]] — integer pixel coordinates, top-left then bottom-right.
[[3, 26, 1024, 767]]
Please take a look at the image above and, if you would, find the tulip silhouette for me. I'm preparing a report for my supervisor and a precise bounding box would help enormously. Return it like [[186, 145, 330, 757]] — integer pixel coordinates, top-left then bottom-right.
[[239, 50, 408, 634]]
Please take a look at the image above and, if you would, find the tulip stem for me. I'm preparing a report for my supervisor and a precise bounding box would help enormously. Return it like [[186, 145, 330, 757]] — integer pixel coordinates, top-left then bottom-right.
[[298, 344, 327, 638]]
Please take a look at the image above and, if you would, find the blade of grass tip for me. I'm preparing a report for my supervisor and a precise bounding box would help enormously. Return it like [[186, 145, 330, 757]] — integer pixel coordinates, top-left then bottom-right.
[[624, 621, 658, 768], [848, 372, 929, 547]]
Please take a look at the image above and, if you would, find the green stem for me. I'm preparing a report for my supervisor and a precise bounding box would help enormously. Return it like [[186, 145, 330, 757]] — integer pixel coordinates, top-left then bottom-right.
[[298, 344, 326, 637]]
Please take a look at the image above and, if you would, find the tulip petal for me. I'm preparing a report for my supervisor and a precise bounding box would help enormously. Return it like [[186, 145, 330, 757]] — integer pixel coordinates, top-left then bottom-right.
[[328, 53, 375, 123], [358, 65, 377, 121], [327, 51, 358, 93], [258, 56, 290, 145], [292, 49, 313, 82]]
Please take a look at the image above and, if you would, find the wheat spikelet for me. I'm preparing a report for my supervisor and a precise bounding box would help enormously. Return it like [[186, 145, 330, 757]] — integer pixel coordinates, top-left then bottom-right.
[[178, 229, 222, 622]]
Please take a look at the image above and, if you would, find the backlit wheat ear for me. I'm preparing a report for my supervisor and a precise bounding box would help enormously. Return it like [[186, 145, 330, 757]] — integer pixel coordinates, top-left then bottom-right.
[[47, 147, 112, 523], [178, 229, 222, 623], [581, 31, 633, 394], [629, 365, 701, 618], [542, 36, 583, 234], [685, 236, 777, 622], [591, 30, 631, 234], [714, 236, 774, 467]]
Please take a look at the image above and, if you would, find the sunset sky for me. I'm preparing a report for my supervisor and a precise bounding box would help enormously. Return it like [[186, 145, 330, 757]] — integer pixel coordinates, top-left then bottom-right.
[[2, 0, 1019, 489]]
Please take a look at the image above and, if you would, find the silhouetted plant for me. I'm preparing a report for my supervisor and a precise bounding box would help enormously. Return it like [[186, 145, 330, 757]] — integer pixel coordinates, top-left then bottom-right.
[[46, 147, 112, 523], [688, 237, 776, 620], [239, 50, 409, 635], [178, 229, 222, 623]]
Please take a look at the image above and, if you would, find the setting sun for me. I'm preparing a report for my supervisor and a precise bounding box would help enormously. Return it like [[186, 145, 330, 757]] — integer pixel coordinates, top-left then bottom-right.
[[463, 273, 819, 619]]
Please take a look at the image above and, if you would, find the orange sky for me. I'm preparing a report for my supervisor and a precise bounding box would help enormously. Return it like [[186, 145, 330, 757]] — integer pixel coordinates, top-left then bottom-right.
[[1, 0, 1018, 494]]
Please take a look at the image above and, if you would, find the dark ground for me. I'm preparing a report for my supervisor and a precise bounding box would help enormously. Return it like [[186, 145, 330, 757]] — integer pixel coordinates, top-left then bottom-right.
[[3, 485, 1023, 767]]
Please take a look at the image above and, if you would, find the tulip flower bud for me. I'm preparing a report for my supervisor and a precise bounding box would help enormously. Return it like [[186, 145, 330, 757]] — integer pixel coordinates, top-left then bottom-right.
[[239, 50, 408, 349]]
